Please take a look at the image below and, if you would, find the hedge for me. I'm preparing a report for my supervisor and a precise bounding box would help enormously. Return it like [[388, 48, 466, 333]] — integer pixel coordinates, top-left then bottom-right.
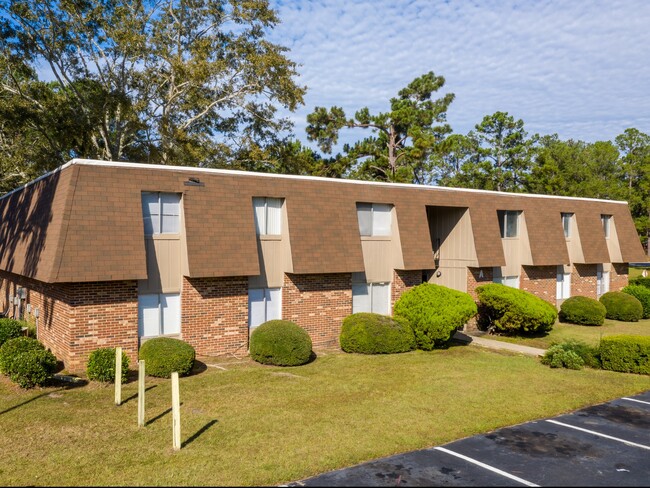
[[540, 339, 600, 370], [340, 313, 415, 354], [250, 320, 313, 366], [0, 318, 25, 347], [599, 291, 643, 322], [600, 335, 650, 374], [628, 276, 650, 289], [558, 296, 607, 326], [87, 347, 130, 382], [476, 283, 557, 334], [0, 336, 44, 374], [393, 283, 477, 350], [0, 337, 57, 388], [138, 337, 195, 378], [622, 285, 650, 319]]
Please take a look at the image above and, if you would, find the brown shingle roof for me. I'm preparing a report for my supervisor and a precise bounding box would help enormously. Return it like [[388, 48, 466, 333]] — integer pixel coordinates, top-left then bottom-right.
[[0, 160, 644, 283]]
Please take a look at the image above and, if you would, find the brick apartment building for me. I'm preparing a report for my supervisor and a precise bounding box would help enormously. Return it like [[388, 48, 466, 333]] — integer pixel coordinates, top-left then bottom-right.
[[0, 159, 645, 371]]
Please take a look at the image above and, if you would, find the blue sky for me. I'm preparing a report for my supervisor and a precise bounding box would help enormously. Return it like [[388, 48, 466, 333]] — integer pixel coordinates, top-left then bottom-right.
[[268, 0, 650, 153]]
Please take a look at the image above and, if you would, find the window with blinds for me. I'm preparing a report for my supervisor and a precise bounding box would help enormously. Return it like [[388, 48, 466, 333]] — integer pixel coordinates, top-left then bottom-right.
[[356, 203, 392, 237], [253, 197, 282, 236], [142, 192, 181, 235], [248, 287, 282, 329]]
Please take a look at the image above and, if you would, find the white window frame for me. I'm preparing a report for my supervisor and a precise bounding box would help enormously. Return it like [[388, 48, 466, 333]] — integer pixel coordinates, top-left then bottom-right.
[[253, 197, 282, 236], [352, 281, 391, 315], [138, 293, 181, 338], [356, 203, 392, 237], [493, 268, 519, 288], [597, 264, 610, 297], [561, 213, 573, 238], [601, 215, 611, 239], [248, 287, 282, 330], [141, 192, 181, 236], [556, 266, 571, 300], [498, 210, 519, 238]]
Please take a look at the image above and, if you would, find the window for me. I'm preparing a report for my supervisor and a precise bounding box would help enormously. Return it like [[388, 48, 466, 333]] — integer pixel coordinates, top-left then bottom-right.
[[357, 203, 392, 237], [561, 213, 573, 238], [352, 282, 391, 315], [597, 264, 610, 297], [601, 215, 611, 238], [253, 197, 282, 236], [497, 210, 519, 238], [138, 293, 181, 337], [493, 268, 519, 288], [248, 288, 281, 329], [556, 266, 571, 300], [142, 192, 181, 236]]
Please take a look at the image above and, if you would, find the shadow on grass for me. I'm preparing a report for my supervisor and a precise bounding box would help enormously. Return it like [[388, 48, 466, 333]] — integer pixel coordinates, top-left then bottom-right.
[[182, 419, 219, 448], [121, 385, 158, 405], [0, 374, 87, 416], [146, 403, 183, 426], [188, 360, 208, 377], [0, 388, 62, 416]]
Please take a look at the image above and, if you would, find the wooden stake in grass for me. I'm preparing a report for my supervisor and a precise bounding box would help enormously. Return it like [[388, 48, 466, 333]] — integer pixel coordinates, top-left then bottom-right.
[[114, 347, 122, 406], [171, 372, 181, 451], [138, 360, 145, 427]]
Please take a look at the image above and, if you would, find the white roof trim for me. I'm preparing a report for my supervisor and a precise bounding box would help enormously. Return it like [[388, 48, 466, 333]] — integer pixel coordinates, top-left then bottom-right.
[[0, 157, 630, 205]]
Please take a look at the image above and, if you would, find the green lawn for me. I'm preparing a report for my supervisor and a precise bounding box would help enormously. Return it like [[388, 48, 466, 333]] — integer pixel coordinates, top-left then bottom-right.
[[1, 346, 649, 486]]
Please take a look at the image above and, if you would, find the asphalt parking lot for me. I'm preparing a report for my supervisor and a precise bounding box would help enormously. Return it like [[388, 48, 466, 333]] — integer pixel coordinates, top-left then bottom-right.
[[289, 390, 650, 487]]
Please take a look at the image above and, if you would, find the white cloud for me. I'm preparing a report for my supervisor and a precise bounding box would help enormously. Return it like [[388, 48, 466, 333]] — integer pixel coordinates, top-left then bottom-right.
[[269, 0, 650, 151]]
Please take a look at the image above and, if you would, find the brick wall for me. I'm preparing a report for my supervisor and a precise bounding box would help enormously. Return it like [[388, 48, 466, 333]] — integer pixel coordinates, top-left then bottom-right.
[[283, 273, 352, 347], [181, 276, 249, 356], [610, 263, 629, 291], [392, 269, 423, 311], [467, 267, 493, 300], [572, 264, 597, 298], [0, 270, 138, 372], [521, 265, 556, 306]]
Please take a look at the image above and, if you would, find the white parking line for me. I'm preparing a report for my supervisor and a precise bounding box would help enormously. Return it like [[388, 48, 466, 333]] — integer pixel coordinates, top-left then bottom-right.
[[546, 420, 650, 450], [434, 447, 539, 487], [622, 397, 650, 406]]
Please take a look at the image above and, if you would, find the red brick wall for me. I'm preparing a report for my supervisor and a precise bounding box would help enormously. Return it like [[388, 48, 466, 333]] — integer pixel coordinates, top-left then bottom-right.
[[0, 271, 138, 372], [521, 265, 556, 306], [283, 273, 352, 347], [572, 264, 597, 298], [181, 276, 249, 356], [467, 267, 493, 300], [392, 269, 423, 311], [610, 263, 628, 291]]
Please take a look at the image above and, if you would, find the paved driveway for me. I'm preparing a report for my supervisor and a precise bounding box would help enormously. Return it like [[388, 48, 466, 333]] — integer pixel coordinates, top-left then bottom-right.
[[289, 390, 650, 487]]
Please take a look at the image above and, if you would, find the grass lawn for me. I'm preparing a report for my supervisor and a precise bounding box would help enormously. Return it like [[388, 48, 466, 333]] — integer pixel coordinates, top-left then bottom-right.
[[1, 346, 650, 486], [482, 318, 650, 349]]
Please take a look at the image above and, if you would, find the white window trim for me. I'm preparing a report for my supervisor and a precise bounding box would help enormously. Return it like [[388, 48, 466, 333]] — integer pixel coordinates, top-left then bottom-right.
[[556, 267, 571, 300], [562, 213, 573, 239], [357, 203, 392, 237], [253, 197, 283, 236], [493, 268, 519, 288], [248, 287, 282, 329], [597, 265, 610, 297], [138, 292, 181, 338], [601, 215, 611, 239], [142, 192, 181, 236], [352, 281, 392, 315]]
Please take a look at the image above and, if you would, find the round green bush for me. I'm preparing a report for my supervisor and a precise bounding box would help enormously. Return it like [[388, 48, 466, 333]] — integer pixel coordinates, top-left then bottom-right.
[[8, 348, 57, 388], [476, 283, 557, 334], [0, 318, 25, 347], [87, 347, 129, 382], [393, 283, 477, 350], [559, 296, 607, 326], [0, 336, 44, 374], [340, 313, 415, 354], [622, 284, 650, 319], [599, 291, 643, 322], [138, 338, 195, 378], [249, 320, 313, 366]]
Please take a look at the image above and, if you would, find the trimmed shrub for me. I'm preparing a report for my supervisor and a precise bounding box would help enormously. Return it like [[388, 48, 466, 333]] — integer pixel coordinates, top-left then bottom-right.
[[139, 338, 195, 378], [0, 336, 44, 374], [541, 339, 601, 370], [87, 348, 129, 382], [340, 313, 415, 354], [599, 291, 643, 322], [393, 283, 477, 350], [8, 349, 57, 388], [0, 318, 25, 346], [476, 284, 557, 334], [600, 335, 650, 374], [559, 296, 607, 326], [250, 320, 313, 366], [622, 284, 650, 319], [628, 275, 650, 289]]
